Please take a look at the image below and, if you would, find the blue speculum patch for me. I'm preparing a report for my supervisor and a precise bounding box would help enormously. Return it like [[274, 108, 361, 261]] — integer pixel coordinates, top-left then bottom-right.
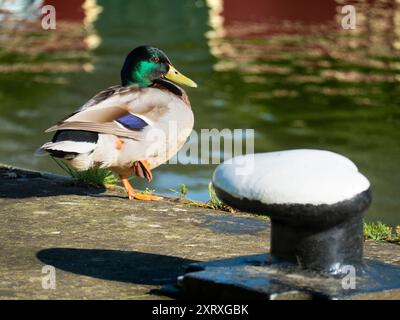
[[116, 114, 148, 130]]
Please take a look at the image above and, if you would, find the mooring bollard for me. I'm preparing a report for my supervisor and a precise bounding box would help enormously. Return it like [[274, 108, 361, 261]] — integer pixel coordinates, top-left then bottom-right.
[[212, 149, 371, 274], [173, 149, 400, 299]]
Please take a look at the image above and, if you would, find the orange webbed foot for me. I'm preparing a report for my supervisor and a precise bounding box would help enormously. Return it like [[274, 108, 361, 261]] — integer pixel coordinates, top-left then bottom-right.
[[133, 193, 163, 201], [119, 175, 162, 201]]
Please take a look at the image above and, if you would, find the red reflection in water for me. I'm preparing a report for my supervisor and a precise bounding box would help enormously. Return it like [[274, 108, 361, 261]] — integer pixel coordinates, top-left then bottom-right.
[[223, 0, 336, 24], [218, 0, 338, 37], [44, 0, 84, 22]]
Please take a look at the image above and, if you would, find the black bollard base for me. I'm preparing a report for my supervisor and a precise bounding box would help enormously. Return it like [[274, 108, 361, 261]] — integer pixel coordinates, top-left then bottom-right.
[[169, 254, 400, 300], [270, 213, 364, 274]]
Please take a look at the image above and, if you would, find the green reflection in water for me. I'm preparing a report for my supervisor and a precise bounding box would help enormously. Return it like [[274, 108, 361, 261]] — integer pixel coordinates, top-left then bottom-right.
[[0, 0, 399, 225]]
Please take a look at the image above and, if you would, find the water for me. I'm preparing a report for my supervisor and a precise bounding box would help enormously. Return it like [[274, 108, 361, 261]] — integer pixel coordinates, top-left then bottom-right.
[[0, 0, 399, 225]]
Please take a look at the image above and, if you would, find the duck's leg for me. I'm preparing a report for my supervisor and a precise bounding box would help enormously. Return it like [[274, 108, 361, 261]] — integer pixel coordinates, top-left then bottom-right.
[[119, 175, 163, 201], [132, 160, 153, 181]]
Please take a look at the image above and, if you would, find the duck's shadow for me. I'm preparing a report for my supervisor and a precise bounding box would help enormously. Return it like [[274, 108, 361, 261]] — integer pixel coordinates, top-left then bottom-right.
[[36, 248, 196, 285]]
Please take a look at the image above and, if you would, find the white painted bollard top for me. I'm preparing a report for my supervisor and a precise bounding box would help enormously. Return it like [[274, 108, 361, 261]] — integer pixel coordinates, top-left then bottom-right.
[[212, 149, 370, 206]]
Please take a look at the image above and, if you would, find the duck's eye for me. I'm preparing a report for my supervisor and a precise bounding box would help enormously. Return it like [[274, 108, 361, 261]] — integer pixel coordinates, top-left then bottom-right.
[[150, 57, 160, 63]]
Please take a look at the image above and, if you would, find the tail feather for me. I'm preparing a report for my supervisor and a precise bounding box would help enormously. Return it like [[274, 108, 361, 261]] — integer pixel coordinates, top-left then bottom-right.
[[37, 129, 99, 159], [41, 141, 96, 154]]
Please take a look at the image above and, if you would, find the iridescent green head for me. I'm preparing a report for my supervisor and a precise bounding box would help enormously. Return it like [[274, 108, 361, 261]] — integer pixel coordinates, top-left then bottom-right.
[[120, 46, 197, 88]]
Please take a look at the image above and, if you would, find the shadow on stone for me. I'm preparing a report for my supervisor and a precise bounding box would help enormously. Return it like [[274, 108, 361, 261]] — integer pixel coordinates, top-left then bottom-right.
[[201, 215, 268, 234], [36, 248, 196, 285], [0, 166, 105, 198]]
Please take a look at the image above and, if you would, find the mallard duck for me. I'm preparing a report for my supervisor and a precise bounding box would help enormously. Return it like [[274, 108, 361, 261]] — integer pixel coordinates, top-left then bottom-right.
[[39, 46, 197, 201]]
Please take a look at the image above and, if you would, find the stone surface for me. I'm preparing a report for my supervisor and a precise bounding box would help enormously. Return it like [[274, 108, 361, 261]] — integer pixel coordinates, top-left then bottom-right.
[[0, 164, 398, 299], [0, 164, 268, 299]]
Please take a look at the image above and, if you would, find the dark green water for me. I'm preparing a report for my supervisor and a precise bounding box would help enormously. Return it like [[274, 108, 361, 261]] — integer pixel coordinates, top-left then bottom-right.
[[0, 0, 399, 225]]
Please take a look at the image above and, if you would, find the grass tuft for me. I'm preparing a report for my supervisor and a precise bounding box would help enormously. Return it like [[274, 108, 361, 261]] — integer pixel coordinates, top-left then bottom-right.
[[171, 182, 235, 213], [142, 188, 155, 195], [51, 157, 119, 188], [169, 183, 188, 199], [207, 182, 234, 211], [364, 221, 400, 243]]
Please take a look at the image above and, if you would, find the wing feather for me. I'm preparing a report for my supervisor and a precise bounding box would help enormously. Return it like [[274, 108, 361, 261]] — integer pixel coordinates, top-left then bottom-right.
[[45, 84, 176, 141], [45, 85, 148, 140], [78, 85, 138, 111], [45, 121, 144, 140]]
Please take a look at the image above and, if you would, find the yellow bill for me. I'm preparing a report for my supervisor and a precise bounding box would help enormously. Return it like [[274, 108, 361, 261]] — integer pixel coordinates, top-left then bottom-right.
[[165, 64, 197, 88]]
